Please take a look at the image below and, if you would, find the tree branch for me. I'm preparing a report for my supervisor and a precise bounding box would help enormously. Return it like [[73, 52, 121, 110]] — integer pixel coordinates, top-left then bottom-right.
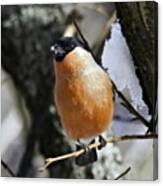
[[114, 166, 131, 180], [38, 134, 157, 172], [1, 160, 15, 177], [111, 81, 153, 131], [72, 19, 98, 62]]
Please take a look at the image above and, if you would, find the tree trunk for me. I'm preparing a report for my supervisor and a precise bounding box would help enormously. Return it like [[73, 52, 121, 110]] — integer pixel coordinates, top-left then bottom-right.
[[116, 2, 158, 129]]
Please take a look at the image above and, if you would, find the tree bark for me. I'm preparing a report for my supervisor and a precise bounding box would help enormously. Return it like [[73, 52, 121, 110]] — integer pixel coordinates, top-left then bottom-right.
[[116, 2, 158, 129]]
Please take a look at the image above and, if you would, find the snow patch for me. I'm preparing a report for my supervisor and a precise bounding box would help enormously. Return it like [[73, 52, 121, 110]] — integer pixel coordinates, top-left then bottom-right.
[[101, 22, 150, 119]]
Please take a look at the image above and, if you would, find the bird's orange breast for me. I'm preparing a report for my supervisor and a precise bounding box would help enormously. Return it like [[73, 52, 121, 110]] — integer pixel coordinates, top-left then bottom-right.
[[54, 47, 114, 140]]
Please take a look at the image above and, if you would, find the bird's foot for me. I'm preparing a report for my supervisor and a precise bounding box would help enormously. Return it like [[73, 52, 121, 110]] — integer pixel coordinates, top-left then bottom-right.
[[75, 139, 97, 166], [98, 135, 107, 150], [77, 139, 93, 153]]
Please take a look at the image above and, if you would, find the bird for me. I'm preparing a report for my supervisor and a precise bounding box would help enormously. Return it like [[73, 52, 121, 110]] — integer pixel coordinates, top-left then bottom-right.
[[51, 37, 114, 166]]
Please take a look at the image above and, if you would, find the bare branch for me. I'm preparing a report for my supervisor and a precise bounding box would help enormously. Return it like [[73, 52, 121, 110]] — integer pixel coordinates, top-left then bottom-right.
[[114, 166, 131, 180], [38, 134, 157, 172], [73, 19, 97, 62], [111, 81, 152, 131], [1, 160, 15, 177]]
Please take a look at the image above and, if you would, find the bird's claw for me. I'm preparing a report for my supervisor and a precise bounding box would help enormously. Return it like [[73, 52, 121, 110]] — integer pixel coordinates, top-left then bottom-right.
[[98, 135, 107, 150]]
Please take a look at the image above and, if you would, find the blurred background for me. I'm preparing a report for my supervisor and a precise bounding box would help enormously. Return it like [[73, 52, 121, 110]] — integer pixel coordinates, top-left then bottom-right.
[[1, 2, 157, 180]]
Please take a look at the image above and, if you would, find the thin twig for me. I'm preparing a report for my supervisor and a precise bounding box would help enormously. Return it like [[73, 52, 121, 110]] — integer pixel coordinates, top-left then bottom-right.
[[114, 166, 131, 180], [72, 19, 97, 61], [63, 23, 76, 37], [38, 134, 157, 172], [72, 20, 153, 132], [111, 81, 153, 131], [1, 160, 15, 177]]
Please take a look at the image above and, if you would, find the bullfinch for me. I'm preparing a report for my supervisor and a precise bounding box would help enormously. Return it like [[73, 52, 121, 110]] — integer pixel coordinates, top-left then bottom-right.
[[51, 37, 114, 166]]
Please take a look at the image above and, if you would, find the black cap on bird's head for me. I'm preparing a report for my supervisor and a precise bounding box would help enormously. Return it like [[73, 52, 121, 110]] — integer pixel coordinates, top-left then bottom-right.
[[51, 37, 84, 62]]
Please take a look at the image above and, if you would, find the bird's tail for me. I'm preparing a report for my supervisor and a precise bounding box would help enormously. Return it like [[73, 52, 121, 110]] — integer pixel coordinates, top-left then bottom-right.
[[75, 140, 97, 166]]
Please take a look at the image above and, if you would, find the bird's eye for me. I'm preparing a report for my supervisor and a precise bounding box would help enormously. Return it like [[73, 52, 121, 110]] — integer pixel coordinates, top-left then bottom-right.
[[54, 44, 58, 50], [71, 44, 74, 48]]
